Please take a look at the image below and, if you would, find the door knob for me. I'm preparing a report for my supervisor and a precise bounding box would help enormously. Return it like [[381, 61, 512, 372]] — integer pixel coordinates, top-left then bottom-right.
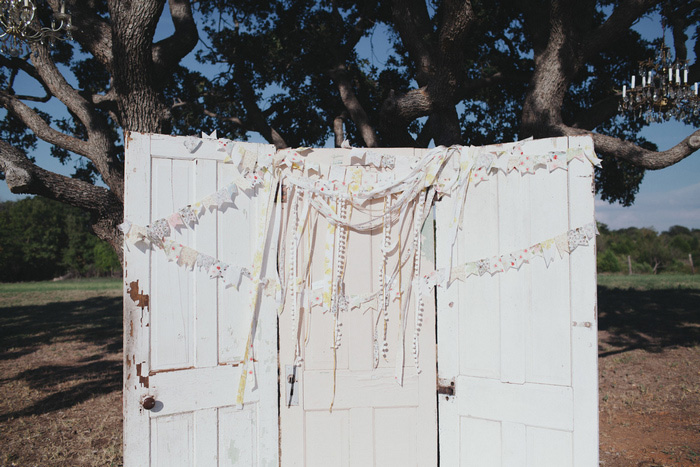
[[142, 396, 156, 410]]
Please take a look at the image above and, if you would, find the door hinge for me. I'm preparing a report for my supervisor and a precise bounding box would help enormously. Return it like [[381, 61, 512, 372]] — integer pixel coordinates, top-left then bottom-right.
[[285, 364, 300, 407], [437, 377, 455, 397]]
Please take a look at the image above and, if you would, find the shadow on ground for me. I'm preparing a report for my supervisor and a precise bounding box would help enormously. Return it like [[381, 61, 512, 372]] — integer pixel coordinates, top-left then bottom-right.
[[0, 296, 122, 360], [598, 286, 700, 356], [0, 296, 122, 418]]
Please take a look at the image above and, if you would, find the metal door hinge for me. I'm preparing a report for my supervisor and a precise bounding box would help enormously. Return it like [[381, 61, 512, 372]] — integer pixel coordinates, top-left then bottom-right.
[[437, 378, 455, 398], [285, 364, 300, 407]]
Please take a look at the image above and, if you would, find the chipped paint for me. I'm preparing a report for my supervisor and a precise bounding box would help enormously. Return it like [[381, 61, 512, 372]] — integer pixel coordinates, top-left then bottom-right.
[[135, 362, 150, 388], [130, 320, 134, 337], [127, 280, 149, 310]]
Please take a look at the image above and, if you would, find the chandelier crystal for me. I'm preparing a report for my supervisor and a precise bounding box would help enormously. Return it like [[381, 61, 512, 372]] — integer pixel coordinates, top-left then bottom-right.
[[619, 37, 699, 123], [0, 0, 72, 57]]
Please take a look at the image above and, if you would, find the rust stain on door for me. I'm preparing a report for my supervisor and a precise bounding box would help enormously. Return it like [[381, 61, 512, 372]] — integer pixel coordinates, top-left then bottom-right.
[[127, 280, 149, 310]]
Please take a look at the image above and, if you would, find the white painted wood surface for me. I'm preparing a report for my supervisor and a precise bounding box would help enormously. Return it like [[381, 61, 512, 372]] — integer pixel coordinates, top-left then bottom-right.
[[278, 148, 438, 467], [435, 136, 598, 466], [123, 132, 279, 467]]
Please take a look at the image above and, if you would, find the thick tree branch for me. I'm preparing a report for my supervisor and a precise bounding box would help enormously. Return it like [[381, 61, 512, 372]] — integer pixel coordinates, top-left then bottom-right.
[[109, 0, 172, 133], [333, 111, 348, 148], [329, 64, 378, 147], [152, 0, 199, 70], [560, 125, 700, 170], [0, 92, 90, 156], [30, 44, 106, 134], [62, 1, 113, 67], [389, 0, 436, 85], [570, 94, 620, 130], [437, 0, 475, 63], [0, 139, 124, 254], [585, 0, 660, 58]]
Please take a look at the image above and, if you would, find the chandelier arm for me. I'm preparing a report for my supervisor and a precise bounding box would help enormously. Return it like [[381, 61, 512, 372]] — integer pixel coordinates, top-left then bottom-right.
[[0, 90, 92, 157], [560, 124, 700, 170]]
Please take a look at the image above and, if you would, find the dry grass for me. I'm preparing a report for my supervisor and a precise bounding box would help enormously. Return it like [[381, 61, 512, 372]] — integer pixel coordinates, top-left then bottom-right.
[[0, 280, 122, 467], [0, 277, 698, 466]]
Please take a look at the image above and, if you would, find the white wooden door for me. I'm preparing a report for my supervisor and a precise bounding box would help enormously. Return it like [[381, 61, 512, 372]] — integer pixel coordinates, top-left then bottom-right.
[[435, 136, 598, 466], [123, 133, 279, 466], [278, 148, 438, 466]]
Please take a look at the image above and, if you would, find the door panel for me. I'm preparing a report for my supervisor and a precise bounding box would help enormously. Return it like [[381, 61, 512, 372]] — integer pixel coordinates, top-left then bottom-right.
[[124, 133, 279, 466], [435, 136, 598, 466], [278, 148, 438, 467]]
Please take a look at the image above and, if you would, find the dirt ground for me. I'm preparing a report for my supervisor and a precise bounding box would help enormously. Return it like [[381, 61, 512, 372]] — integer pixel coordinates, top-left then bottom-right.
[[598, 286, 700, 466], [0, 281, 698, 466]]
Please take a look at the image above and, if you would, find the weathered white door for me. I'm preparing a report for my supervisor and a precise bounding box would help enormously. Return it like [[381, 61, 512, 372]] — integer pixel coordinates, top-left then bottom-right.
[[435, 136, 598, 466], [123, 133, 279, 466], [278, 148, 438, 466]]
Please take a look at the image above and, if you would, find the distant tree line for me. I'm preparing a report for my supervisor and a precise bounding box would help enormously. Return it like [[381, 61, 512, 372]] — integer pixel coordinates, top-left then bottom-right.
[[0, 197, 121, 282], [597, 223, 699, 275]]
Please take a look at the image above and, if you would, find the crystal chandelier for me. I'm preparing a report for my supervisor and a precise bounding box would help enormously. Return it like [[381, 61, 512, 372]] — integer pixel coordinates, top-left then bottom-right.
[[0, 0, 72, 57], [620, 32, 699, 123]]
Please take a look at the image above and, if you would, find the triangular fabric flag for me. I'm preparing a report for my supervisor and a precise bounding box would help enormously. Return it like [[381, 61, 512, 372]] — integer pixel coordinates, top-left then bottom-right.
[[165, 242, 183, 262], [118, 220, 132, 235], [567, 147, 585, 162], [491, 151, 509, 173], [178, 246, 198, 270], [502, 255, 513, 272], [584, 149, 603, 167], [365, 151, 383, 167], [476, 258, 490, 276], [568, 227, 589, 251], [306, 161, 321, 176], [533, 154, 549, 168], [201, 194, 218, 210], [214, 188, 232, 207], [217, 138, 233, 153], [241, 149, 257, 172], [517, 155, 535, 174], [583, 222, 596, 240], [541, 239, 558, 267], [554, 233, 570, 257], [548, 152, 567, 171], [208, 261, 225, 279], [349, 148, 366, 165], [475, 152, 495, 172], [382, 154, 396, 169], [489, 256, 504, 275], [507, 156, 520, 173], [148, 218, 171, 241], [464, 262, 478, 278], [222, 265, 242, 288], [178, 206, 198, 225], [196, 253, 216, 271], [168, 212, 184, 228], [469, 166, 489, 185]]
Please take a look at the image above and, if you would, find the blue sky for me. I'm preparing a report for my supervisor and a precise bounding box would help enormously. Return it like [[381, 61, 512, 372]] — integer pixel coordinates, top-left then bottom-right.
[[1, 6, 698, 232]]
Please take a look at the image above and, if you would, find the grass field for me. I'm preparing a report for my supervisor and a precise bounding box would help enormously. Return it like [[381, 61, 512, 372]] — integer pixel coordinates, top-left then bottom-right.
[[0, 275, 698, 466]]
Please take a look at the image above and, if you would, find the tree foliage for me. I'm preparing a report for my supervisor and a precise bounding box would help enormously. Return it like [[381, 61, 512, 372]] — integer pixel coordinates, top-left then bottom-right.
[[597, 222, 700, 274], [0, 0, 699, 257], [0, 197, 121, 282]]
